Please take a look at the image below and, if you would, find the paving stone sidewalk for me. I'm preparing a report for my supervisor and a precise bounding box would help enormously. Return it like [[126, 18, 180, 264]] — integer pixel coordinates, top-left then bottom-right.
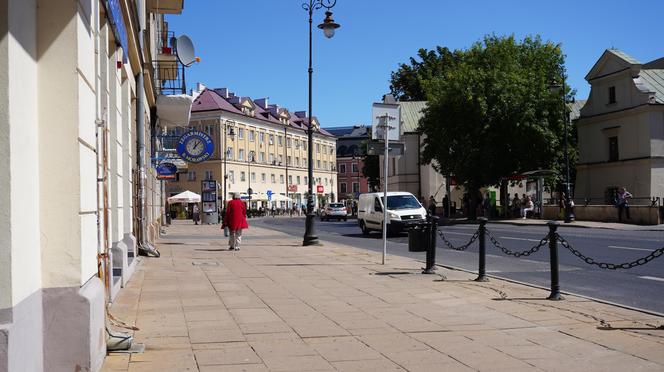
[[102, 221, 664, 372]]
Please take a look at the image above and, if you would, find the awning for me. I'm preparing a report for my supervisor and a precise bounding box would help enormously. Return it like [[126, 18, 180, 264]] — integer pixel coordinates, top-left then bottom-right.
[[156, 94, 194, 126], [167, 190, 200, 203]]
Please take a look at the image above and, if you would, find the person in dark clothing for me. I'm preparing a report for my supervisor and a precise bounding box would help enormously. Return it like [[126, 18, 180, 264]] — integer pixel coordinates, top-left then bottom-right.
[[442, 195, 450, 217], [428, 196, 437, 216]]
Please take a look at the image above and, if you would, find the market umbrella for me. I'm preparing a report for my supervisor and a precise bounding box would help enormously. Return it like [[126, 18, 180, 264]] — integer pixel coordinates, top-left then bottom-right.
[[167, 190, 201, 203]]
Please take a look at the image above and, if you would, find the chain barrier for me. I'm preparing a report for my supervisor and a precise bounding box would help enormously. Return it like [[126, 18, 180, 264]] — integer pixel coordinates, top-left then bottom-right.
[[556, 233, 664, 270], [437, 229, 479, 251], [485, 229, 548, 257]]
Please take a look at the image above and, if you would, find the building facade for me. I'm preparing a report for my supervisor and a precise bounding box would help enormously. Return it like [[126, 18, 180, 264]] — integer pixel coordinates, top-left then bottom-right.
[[328, 125, 371, 201], [575, 49, 664, 203], [0, 0, 188, 370], [165, 86, 338, 212]]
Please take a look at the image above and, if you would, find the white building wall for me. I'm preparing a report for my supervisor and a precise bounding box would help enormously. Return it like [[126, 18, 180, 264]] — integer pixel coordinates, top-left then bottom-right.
[[6, 0, 41, 309]]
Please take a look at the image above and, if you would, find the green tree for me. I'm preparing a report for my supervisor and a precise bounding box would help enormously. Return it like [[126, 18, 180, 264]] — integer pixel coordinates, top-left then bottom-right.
[[390, 46, 460, 101], [418, 35, 575, 217]]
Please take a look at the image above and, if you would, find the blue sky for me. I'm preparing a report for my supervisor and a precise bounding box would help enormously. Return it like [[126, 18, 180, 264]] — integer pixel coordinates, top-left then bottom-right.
[[167, 0, 664, 128]]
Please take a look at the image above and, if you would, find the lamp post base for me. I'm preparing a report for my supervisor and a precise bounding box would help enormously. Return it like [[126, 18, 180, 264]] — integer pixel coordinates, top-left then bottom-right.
[[303, 213, 321, 246]]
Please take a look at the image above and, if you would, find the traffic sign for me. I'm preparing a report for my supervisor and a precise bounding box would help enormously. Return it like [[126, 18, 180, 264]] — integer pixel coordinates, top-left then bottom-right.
[[317, 185, 324, 193], [266, 190, 273, 201]]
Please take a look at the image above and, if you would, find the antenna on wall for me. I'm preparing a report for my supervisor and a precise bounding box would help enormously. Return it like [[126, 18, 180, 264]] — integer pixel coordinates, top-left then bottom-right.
[[175, 35, 199, 67]]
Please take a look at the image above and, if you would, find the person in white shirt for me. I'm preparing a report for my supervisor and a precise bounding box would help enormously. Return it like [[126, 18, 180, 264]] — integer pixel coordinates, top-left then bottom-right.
[[520, 196, 534, 219]]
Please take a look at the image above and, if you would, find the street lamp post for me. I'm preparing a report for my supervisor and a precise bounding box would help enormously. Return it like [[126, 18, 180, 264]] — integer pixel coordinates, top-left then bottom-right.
[[223, 120, 236, 236], [302, 0, 340, 246], [551, 72, 575, 223], [247, 151, 255, 215]]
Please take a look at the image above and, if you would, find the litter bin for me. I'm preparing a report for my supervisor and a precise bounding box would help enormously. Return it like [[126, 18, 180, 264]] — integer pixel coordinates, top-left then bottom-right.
[[408, 223, 429, 252]]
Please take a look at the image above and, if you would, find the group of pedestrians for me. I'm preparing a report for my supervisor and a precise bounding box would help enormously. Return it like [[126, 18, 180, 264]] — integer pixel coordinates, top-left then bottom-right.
[[510, 193, 535, 219]]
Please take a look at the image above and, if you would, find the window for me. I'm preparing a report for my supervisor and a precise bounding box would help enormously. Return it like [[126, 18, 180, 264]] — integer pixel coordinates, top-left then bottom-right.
[[317, 160, 321, 169], [297, 176, 301, 184], [278, 155, 283, 164], [228, 171, 235, 183], [259, 152, 265, 163], [303, 142, 307, 151], [278, 136, 283, 146], [287, 156, 292, 165], [238, 149, 245, 161], [280, 175, 285, 184], [269, 154, 274, 164], [238, 128, 245, 139], [324, 178, 328, 186], [304, 177, 308, 185], [249, 130, 255, 141], [205, 125, 214, 135], [339, 164, 346, 173], [289, 175, 293, 184], [295, 157, 300, 167], [316, 144, 320, 153], [226, 147, 233, 160], [323, 146, 327, 154], [240, 171, 246, 182], [259, 132, 265, 144], [323, 161, 328, 170], [251, 172, 256, 182], [353, 182, 360, 193], [609, 136, 619, 162], [287, 138, 292, 148], [609, 86, 616, 104], [271, 174, 275, 183], [352, 163, 358, 173], [340, 183, 347, 193], [187, 170, 196, 181], [261, 173, 266, 183], [269, 134, 274, 145], [204, 170, 214, 180]]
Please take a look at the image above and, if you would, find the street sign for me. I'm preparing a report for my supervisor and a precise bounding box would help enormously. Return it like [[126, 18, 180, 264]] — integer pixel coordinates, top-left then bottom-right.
[[317, 185, 324, 193], [371, 103, 401, 141], [247, 187, 253, 195], [266, 190, 273, 201], [288, 184, 298, 192], [366, 141, 405, 156]]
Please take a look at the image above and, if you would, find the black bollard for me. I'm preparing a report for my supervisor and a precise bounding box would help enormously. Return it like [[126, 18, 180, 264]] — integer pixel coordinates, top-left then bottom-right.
[[422, 215, 439, 274], [475, 217, 489, 282], [547, 221, 563, 300]]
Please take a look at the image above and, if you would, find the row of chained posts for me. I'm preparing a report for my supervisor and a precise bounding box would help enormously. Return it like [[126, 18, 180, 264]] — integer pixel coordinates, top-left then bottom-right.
[[436, 218, 664, 300]]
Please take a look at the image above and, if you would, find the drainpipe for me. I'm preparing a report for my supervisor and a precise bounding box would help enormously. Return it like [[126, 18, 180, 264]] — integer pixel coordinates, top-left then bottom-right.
[[417, 133, 422, 199]]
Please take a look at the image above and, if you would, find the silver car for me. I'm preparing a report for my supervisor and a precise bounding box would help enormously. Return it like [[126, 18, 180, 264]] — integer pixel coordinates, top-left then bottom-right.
[[321, 203, 348, 221]]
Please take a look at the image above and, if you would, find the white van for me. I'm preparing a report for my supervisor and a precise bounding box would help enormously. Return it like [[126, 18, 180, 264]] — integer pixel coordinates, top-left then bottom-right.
[[357, 192, 427, 235]]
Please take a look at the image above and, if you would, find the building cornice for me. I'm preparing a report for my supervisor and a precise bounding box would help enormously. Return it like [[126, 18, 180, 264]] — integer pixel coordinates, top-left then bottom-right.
[[577, 103, 664, 126]]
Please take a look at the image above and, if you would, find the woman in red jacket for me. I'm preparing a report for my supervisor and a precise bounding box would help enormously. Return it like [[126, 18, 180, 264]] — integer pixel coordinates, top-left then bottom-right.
[[222, 192, 249, 250]]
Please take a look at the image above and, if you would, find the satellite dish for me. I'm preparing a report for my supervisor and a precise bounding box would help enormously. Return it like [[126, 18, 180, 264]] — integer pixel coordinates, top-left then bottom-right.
[[175, 35, 196, 67]]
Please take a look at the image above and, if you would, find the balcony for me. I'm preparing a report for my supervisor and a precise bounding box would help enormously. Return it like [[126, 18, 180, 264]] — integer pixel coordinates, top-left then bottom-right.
[[152, 31, 186, 95], [148, 0, 184, 14]]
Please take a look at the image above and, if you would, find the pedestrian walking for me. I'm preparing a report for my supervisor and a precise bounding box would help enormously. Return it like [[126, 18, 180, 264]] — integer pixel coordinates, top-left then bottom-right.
[[482, 192, 491, 218], [615, 186, 632, 222], [511, 193, 521, 218], [192, 204, 200, 225], [428, 195, 437, 216], [222, 192, 248, 250], [442, 195, 450, 217]]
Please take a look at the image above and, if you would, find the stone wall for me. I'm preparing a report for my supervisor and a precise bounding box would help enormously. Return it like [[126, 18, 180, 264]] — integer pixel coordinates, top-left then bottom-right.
[[542, 205, 661, 225]]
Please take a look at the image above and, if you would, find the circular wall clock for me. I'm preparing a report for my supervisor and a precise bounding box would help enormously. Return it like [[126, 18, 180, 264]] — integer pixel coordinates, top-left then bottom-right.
[[176, 130, 214, 163]]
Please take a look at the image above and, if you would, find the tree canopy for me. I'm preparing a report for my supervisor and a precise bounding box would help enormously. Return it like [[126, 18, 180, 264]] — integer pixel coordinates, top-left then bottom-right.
[[412, 35, 575, 196]]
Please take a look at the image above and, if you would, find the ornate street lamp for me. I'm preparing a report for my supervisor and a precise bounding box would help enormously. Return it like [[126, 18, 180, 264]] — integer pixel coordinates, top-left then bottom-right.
[[302, 0, 340, 246]]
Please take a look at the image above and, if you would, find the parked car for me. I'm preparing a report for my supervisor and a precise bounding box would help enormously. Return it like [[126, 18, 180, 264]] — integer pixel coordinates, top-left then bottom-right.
[[321, 203, 348, 221], [357, 192, 426, 235]]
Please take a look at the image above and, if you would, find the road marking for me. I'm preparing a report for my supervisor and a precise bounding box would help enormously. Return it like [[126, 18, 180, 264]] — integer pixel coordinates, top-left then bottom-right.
[[639, 276, 664, 282], [443, 231, 475, 236], [608, 245, 653, 252], [499, 236, 541, 242]]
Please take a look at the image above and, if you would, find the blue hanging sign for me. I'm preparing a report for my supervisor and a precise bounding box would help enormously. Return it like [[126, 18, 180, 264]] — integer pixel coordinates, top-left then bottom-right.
[[177, 130, 214, 163], [156, 162, 178, 180], [105, 0, 129, 63]]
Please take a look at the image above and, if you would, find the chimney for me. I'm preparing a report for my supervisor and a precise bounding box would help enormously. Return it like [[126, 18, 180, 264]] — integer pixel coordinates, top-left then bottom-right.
[[215, 88, 233, 99], [196, 82, 206, 92], [254, 98, 269, 109], [382, 94, 397, 104]]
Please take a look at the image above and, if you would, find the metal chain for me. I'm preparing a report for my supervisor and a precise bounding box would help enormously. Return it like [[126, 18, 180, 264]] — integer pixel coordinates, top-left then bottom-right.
[[486, 229, 548, 257], [556, 233, 664, 270], [437, 229, 479, 251]]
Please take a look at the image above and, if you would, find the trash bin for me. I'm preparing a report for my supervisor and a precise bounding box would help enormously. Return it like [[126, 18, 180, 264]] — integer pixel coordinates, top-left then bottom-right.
[[408, 223, 430, 252]]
